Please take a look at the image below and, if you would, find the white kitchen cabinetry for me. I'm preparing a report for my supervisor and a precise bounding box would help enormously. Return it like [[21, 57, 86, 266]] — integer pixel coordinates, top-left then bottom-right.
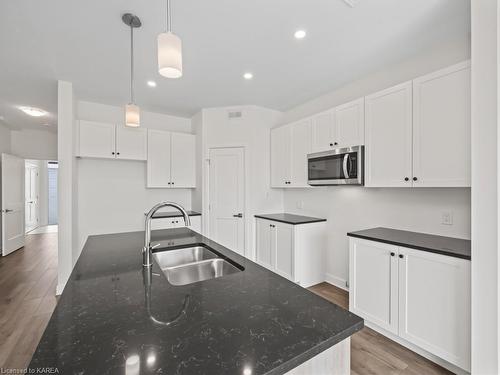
[[349, 237, 471, 372], [365, 61, 471, 188], [365, 82, 413, 187], [349, 238, 399, 334], [150, 215, 201, 233], [147, 130, 196, 188], [77, 120, 147, 160], [412, 62, 471, 187], [311, 98, 365, 153], [255, 218, 324, 287], [270, 120, 311, 188]]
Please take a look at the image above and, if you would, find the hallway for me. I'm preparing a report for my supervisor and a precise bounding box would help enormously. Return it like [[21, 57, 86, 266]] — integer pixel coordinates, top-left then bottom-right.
[[0, 233, 57, 370]]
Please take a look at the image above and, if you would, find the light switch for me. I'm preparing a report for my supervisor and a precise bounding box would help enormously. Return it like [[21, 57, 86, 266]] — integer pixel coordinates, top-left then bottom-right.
[[442, 212, 453, 225]]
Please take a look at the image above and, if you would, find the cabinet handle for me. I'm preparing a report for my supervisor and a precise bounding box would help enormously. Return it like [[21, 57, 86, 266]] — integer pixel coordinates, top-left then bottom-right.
[[413, 177, 418, 181], [404, 177, 409, 182], [334, 142, 338, 146], [116, 152, 120, 155], [329, 143, 333, 147], [171, 182, 175, 185], [399, 254, 404, 259], [390, 252, 395, 256], [111, 152, 115, 155]]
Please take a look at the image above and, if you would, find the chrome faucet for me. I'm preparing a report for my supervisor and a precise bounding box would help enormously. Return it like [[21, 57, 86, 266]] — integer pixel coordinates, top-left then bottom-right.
[[143, 202, 191, 267]]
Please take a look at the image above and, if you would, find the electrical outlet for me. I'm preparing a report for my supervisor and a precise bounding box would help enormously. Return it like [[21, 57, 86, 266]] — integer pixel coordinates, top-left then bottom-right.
[[442, 212, 453, 225], [296, 201, 304, 209]]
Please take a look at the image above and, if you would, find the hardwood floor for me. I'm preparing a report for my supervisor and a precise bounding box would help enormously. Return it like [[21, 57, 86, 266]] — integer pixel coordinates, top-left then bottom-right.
[[0, 235, 452, 374], [309, 282, 453, 375], [0, 233, 57, 371]]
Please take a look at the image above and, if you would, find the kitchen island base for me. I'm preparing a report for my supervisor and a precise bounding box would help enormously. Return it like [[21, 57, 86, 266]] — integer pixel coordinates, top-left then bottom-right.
[[286, 338, 350, 375]]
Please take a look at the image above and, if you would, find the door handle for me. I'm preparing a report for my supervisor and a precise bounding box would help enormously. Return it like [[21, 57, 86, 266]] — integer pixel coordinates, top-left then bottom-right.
[[343, 154, 350, 178], [2, 209, 13, 213], [233, 213, 243, 218]]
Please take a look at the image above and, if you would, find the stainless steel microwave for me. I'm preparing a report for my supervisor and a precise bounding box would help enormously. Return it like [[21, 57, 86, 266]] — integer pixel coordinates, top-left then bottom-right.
[[307, 145, 364, 186]]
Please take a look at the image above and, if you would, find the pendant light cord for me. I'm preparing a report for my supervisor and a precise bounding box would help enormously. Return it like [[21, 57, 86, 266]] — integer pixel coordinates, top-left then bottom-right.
[[166, 0, 172, 32], [130, 25, 134, 103]]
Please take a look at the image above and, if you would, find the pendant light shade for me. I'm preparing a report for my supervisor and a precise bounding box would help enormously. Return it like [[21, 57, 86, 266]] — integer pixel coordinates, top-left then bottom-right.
[[122, 13, 141, 127], [158, 32, 183, 78], [125, 103, 140, 127], [158, 0, 183, 78]]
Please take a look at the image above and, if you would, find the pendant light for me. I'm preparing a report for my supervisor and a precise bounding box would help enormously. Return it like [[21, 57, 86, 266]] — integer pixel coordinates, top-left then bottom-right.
[[122, 13, 141, 127], [157, 0, 183, 78]]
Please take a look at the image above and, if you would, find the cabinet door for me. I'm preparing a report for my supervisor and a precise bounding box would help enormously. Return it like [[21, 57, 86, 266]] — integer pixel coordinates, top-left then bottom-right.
[[115, 126, 147, 161], [78, 120, 116, 159], [349, 238, 399, 334], [334, 98, 365, 148], [147, 130, 171, 188], [274, 222, 294, 280], [171, 133, 196, 188], [398, 247, 470, 371], [290, 119, 312, 187], [256, 219, 273, 269], [270, 126, 291, 187], [312, 111, 335, 152], [150, 218, 178, 230], [365, 82, 413, 187], [412, 62, 471, 187]]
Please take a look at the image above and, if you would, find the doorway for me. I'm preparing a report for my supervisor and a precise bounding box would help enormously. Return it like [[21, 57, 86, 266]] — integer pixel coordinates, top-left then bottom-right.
[[208, 147, 245, 255]]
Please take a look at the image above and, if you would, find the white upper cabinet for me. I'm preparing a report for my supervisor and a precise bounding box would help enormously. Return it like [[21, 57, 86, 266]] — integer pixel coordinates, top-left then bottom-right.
[[412, 62, 471, 187], [147, 129, 196, 188], [78, 120, 146, 161], [290, 119, 312, 187], [311, 98, 365, 153], [365, 82, 413, 187], [78, 120, 116, 159], [271, 121, 311, 188], [147, 129, 172, 187], [312, 111, 335, 152], [334, 98, 365, 148], [271, 125, 291, 188], [115, 126, 147, 161], [170, 132, 196, 188]]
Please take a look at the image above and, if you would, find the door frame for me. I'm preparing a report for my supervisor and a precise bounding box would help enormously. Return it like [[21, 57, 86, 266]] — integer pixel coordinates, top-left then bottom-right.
[[204, 144, 248, 258]]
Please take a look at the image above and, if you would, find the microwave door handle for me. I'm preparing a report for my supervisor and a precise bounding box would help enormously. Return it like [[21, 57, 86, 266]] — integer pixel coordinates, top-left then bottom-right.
[[343, 154, 350, 179]]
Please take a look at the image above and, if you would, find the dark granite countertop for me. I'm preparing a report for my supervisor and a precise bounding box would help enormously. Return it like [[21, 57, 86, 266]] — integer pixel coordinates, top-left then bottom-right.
[[254, 213, 326, 225], [347, 227, 471, 260], [29, 228, 363, 375], [146, 210, 201, 219]]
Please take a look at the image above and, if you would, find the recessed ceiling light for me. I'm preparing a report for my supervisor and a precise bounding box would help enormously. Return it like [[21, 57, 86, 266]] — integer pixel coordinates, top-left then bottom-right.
[[243, 72, 253, 80], [147, 80, 157, 88], [294, 30, 306, 39], [18, 106, 47, 117]]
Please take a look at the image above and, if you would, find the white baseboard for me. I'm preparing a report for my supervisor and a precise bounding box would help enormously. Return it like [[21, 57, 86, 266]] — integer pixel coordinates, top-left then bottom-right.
[[324, 273, 349, 291]]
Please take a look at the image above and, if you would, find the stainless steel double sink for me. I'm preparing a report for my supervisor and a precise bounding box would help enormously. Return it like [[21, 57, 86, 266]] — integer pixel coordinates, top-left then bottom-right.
[[153, 245, 242, 286]]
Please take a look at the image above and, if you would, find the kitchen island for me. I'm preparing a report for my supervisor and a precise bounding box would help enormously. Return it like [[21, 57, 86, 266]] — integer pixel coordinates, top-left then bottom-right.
[[29, 228, 363, 374]]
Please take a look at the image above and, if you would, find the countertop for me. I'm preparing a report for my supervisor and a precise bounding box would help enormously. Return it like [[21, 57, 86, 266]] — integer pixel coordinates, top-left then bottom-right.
[[347, 227, 471, 260], [146, 210, 201, 219], [254, 213, 326, 225], [29, 228, 363, 375]]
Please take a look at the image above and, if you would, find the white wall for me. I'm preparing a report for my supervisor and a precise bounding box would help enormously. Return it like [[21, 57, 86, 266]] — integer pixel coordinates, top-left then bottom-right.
[[57, 80, 76, 294], [280, 39, 471, 287], [470, 1, 499, 373], [11, 129, 57, 160], [0, 123, 11, 154], [75, 101, 193, 251], [196, 106, 284, 259]]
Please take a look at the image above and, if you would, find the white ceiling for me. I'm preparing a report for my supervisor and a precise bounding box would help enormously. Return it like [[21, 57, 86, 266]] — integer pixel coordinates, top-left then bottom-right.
[[0, 0, 470, 131]]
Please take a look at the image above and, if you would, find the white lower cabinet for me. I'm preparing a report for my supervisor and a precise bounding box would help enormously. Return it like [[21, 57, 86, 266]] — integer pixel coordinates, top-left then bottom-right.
[[255, 218, 325, 287], [349, 237, 471, 372], [150, 215, 201, 233]]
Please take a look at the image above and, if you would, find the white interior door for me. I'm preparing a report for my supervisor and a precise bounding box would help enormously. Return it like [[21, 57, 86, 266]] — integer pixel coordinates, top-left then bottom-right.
[[1, 153, 25, 256], [25, 163, 39, 232], [208, 147, 245, 255]]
